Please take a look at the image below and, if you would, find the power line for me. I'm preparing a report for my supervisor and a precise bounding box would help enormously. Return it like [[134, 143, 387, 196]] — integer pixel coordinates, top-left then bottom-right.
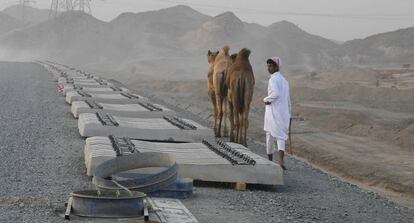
[[153, 0, 414, 21], [16, 0, 36, 22]]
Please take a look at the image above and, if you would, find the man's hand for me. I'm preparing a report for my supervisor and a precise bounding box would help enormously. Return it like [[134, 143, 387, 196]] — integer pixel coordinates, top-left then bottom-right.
[[264, 101, 271, 105]]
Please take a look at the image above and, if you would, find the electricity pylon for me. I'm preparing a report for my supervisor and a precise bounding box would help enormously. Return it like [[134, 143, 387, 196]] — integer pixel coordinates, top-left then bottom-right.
[[49, 0, 93, 19], [18, 0, 36, 22], [49, 0, 73, 19], [72, 0, 92, 15]]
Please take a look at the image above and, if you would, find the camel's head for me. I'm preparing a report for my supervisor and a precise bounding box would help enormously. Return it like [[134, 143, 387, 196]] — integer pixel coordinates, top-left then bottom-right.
[[238, 48, 251, 60], [207, 50, 219, 64], [222, 45, 230, 56], [212, 45, 231, 65], [230, 53, 237, 63]]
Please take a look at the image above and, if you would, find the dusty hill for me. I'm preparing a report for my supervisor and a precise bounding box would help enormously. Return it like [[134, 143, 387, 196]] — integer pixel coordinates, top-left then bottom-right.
[[0, 12, 24, 35], [0, 5, 413, 77], [265, 21, 339, 71], [335, 27, 414, 68], [0, 11, 108, 63], [182, 14, 338, 71], [182, 11, 245, 50], [110, 5, 210, 36], [3, 5, 50, 24], [102, 5, 211, 79], [0, 5, 340, 77]]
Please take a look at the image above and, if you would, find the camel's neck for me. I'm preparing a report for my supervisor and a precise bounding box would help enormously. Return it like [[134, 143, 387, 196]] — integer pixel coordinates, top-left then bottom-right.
[[208, 63, 215, 71]]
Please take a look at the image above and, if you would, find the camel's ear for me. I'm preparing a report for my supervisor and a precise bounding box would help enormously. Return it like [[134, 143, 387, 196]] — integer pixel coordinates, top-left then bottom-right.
[[207, 50, 211, 56]]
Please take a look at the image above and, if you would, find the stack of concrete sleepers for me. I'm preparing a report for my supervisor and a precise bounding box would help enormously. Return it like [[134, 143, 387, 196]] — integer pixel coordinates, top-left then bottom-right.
[[65, 91, 147, 104], [63, 86, 129, 96], [57, 71, 92, 82], [60, 78, 131, 96], [78, 113, 212, 142], [83, 136, 284, 185], [71, 100, 175, 118], [57, 75, 92, 83], [41, 63, 75, 81]]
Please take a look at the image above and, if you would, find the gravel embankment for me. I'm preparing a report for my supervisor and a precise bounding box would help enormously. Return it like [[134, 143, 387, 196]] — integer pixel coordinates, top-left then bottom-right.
[[0, 62, 413, 222], [0, 62, 91, 222]]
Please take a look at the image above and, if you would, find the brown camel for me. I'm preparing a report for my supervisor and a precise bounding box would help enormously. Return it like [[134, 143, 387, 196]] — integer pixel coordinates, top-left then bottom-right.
[[207, 50, 219, 132], [227, 48, 255, 146], [211, 45, 232, 137]]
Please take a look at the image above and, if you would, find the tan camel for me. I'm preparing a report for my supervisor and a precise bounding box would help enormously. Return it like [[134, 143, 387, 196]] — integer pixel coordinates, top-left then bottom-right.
[[227, 48, 255, 146], [207, 50, 219, 132], [211, 45, 232, 137]]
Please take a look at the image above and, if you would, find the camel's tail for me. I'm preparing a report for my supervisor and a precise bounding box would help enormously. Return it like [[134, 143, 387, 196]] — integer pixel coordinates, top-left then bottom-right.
[[220, 71, 227, 97], [236, 78, 245, 113]]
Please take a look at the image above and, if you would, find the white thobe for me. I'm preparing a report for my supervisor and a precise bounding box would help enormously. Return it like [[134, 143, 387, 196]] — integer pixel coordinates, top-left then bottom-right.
[[263, 72, 291, 141]]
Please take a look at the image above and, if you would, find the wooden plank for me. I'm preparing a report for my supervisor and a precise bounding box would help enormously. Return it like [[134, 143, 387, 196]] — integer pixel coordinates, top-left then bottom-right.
[[235, 182, 246, 191]]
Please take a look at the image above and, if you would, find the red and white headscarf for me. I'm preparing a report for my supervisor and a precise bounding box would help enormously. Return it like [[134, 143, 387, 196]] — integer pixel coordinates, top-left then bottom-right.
[[271, 57, 282, 68]]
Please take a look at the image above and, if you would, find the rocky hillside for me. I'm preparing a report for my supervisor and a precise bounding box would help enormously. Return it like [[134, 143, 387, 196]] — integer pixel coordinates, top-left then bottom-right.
[[3, 5, 50, 24], [336, 27, 414, 68], [0, 5, 412, 78]]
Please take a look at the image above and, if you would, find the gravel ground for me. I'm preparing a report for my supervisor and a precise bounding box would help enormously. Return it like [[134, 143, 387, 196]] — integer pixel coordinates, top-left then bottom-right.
[[0, 62, 92, 222], [0, 62, 413, 223]]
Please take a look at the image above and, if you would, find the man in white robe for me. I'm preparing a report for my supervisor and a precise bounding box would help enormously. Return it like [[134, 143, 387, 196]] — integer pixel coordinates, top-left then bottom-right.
[[263, 57, 291, 170]]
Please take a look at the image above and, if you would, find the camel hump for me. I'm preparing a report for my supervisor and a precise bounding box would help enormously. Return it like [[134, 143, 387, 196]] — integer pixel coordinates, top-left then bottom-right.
[[223, 45, 230, 55], [238, 48, 251, 59]]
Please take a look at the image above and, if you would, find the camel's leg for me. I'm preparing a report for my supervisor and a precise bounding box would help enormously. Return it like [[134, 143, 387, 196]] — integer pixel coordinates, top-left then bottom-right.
[[213, 100, 219, 137], [241, 108, 250, 147], [213, 102, 218, 132], [223, 97, 229, 137], [239, 111, 245, 146], [208, 90, 217, 131], [228, 95, 235, 142], [238, 112, 244, 145], [234, 111, 240, 144], [213, 72, 226, 138], [245, 109, 250, 146], [215, 93, 223, 138]]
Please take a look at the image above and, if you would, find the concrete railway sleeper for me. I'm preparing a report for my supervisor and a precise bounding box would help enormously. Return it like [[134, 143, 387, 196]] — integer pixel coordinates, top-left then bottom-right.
[[202, 139, 256, 166], [121, 92, 142, 99], [84, 100, 103, 109], [138, 102, 163, 112], [163, 116, 197, 130], [77, 90, 92, 97], [96, 112, 119, 126], [109, 135, 137, 156]]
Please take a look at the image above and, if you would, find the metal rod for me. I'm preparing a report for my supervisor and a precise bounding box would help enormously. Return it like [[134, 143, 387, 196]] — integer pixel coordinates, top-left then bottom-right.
[[289, 117, 293, 155]]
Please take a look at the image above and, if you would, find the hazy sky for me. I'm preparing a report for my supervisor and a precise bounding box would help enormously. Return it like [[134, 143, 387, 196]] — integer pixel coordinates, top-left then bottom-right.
[[1, 0, 414, 41]]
